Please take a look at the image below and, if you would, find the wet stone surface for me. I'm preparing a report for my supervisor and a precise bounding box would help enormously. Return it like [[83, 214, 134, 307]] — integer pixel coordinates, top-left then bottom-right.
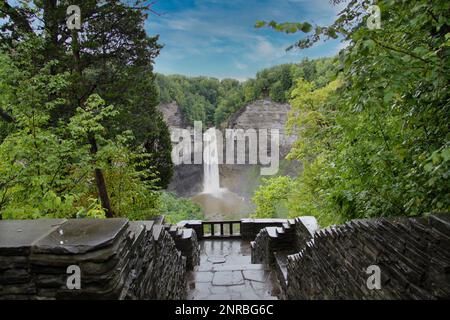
[[33, 218, 129, 254], [187, 240, 279, 300], [0, 219, 67, 255]]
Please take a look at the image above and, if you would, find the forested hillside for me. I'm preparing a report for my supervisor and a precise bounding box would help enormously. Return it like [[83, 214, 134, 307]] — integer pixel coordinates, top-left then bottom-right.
[[156, 57, 339, 126]]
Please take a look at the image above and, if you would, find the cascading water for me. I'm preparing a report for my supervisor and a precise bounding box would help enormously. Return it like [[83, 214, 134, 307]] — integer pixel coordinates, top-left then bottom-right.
[[203, 128, 221, 193], [191, 127, 249, 220]]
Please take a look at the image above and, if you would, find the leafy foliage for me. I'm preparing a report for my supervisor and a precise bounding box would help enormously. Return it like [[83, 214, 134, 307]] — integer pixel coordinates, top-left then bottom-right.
[[0, 54, 161, 219], [252, 176, 294, 219], [156, 58, 338, 127], [159, 192, 205, 224], [252, 0, 450, 226], [0, 0, 173, 190], [0, 1, 179, 220]]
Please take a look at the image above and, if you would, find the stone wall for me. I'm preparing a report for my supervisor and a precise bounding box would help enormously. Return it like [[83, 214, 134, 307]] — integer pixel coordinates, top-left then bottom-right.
[[0, 219, 189, 300], [177, 220, 204, 239], [151, 226, 187, 300], [249, 214, 450, 300], [241, 218, 296, 241], [250, 217, 316, 297], [293, 217, 319, 252], [250, 224, 297, 266], [286, 214, 450, 300], [250, 228, 272, 266], [167, 225, 200, 271], [250, 217, 318, 266]]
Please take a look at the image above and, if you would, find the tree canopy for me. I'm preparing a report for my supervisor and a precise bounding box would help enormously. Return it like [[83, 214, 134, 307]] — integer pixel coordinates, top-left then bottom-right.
[[253, 0, 449, 226], [156, 57, 338, 127], [0, 0, 174, 219]]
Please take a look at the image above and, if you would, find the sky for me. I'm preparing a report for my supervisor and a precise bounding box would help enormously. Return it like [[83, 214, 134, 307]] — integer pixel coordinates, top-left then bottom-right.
[[146, 0, 346, 80]]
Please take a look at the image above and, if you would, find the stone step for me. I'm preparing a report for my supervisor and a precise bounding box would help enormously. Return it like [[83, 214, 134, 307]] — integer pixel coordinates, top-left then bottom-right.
[[195, 263, 268, 272], [188, 264, 279, 300], [275, 226, 284, 236]]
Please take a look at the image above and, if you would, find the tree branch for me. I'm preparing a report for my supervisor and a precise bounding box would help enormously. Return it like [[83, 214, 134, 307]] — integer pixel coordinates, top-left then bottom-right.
[[0, 107, 15, 123], [373, 38, 431, 65], [0, 0, 33, 34]]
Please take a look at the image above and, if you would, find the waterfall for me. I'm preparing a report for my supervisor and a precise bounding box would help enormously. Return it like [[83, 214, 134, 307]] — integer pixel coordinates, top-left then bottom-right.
[[192, 127, 249, 219], [203, 128, 221, 193]]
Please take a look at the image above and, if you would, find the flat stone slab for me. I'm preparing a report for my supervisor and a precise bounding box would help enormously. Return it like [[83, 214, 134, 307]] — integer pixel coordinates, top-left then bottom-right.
[[0, 219, 66, 255], [193, 272, 214, 283], [127, 221, 149, 246], [210, 285, 229, 294], [243, 270, 269, 283], [207, 256, 226, 264], [212, 271, 244, 286], [266, 227, 278, 238], [196, 264, 267, 272], [241, 218, 293, 224], [182, 228, 193, 239], [240, 291, 261, 300], [296, 216, 319, 236], [32, 219, 129, 254], [188, 240, 280, 300]]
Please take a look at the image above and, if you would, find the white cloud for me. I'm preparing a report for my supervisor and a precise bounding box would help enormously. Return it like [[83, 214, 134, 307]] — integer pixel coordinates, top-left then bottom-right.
[[235, 61, 248, 70], [149, 0, 345, 78], [255, 38, 285, 59]]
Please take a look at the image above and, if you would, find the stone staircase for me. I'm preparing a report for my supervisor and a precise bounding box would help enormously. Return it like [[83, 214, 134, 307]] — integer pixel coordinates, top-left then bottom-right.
[[164, 224, 200, 271], [250, 218, 300, 296], [187, 240, 280, 300], [250, 219, 297, 264]]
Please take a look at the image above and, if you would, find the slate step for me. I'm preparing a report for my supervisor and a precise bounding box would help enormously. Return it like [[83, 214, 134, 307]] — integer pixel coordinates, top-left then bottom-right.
[[188, 264, 279, 300], [195, 263, 268, 272]]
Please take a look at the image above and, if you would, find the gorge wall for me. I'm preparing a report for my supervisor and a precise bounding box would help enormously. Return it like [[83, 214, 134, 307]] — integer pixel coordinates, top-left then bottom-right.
[[158, 102, 203, 196], [158, 99, 300, 199], [220, 99, 299, 200]]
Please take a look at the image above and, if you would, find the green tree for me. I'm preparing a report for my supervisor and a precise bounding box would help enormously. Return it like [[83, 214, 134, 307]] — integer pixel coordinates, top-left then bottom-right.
[[0, 1, 172, 217], [252, 176, 294, 218], [0, 50, 161, 220], [254, 0, 450, 225], [159, 192, 204, 224]]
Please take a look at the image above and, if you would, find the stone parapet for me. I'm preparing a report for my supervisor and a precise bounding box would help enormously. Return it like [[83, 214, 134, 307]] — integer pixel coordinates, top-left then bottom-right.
[[249, 214, 450, 300], [250, 219, 305, 266], [167, 225, 200, 271], [0, 219, 187, 300], [241, 218, 296, 241], [286, 214, 450, 299]]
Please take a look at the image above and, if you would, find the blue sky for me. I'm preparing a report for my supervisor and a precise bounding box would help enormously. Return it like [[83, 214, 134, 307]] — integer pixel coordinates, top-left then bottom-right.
[[146, 0, 346, 80]]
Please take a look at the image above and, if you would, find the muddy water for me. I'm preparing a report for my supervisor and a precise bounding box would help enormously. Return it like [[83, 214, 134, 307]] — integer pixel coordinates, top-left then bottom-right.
[[191, 189, 252, 221]]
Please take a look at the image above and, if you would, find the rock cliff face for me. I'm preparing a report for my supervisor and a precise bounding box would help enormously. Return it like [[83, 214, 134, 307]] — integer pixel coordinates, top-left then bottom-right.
[[158, 99, 299, 199], [220, 99, 299, 199], [158, 102, 203, 196], [225, 99, 296, 157], [157, 101, 187, 128]]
